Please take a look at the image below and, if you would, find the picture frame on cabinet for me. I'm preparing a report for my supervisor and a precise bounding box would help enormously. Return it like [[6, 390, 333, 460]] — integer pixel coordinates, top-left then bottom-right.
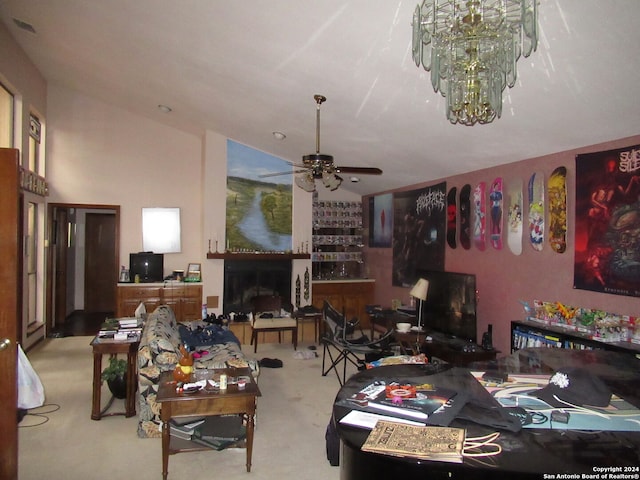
[[186, 263, 201, 282]]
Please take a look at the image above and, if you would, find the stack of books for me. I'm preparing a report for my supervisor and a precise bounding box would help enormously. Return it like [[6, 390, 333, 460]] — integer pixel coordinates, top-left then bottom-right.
[[344, 381, 457, 423], [96, 317, 143, 341], [169, 417, 206, 440], [117, 317, 143, 336], [170, 415, 246, 450]]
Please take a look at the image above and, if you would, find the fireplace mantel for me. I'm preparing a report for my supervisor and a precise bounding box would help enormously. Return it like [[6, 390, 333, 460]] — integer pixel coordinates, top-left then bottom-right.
[[207, 252, 310, 261]]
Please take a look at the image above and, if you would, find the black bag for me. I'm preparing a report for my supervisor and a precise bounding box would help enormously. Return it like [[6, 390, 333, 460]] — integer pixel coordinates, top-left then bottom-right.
[[325, 417, 340, 466]]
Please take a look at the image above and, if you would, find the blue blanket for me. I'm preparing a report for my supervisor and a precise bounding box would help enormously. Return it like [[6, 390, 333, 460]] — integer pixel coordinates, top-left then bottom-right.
[[179, 324, 240, 348]]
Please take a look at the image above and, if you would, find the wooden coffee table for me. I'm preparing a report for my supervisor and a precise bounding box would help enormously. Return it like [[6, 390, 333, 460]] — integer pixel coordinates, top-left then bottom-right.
[[156, 368, 261, 479]]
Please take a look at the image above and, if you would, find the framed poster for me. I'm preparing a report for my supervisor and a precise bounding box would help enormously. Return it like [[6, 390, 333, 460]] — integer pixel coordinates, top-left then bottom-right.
[[574, 145, 640, 297], [392, 182, 447, 286], [369, 193, 393, 248]]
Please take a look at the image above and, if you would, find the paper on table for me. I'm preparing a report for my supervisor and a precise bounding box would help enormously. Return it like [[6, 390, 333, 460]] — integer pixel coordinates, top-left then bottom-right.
[[339, 410, 424, 429]]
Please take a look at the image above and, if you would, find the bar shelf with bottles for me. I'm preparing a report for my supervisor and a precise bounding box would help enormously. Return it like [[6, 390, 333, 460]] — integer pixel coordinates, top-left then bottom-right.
[[312, 197, 364, 280]]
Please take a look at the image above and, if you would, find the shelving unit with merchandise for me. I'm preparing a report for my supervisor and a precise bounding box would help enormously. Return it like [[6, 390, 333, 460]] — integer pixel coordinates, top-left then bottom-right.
[[511, 320, 640, 357], [312, 196, 364, 280]]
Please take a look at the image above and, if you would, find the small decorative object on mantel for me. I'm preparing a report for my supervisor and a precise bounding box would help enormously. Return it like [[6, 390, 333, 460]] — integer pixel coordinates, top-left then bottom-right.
[[304, 267, 310, 301], [295, 275, 301, 308]]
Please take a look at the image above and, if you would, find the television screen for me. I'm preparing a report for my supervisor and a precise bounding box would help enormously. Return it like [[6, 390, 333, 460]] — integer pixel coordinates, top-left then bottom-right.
[[414, 270, 477, 343], [129, 252, 164, 283]]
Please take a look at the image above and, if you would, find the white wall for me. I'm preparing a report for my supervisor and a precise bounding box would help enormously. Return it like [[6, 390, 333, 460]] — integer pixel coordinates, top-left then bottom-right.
[[46, 84, 203, 276], [46, 85, 320, 316]]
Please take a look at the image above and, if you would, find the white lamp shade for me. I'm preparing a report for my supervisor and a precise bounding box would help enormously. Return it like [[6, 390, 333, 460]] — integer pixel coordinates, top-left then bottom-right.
[[410, 278, 429, 301]]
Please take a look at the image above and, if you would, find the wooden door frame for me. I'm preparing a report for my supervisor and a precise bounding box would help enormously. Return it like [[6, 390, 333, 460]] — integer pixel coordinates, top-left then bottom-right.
[[45, 203, 120, 332]]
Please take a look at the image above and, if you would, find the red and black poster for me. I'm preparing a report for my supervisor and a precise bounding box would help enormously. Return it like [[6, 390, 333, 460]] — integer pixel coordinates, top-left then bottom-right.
[[392, 182, 447, 287], [574, 145, 640, 297]]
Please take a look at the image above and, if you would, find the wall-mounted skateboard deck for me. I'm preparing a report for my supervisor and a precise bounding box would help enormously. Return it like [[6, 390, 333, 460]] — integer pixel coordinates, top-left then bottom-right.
[[459, 184, 471, 250], [528, 172, 545, 251], [507, 178, 523, 255], [548, 166, 567, 254], [489, 177, 503, 250], [447, 186, 457, 249], [473, 182, 486, 251]]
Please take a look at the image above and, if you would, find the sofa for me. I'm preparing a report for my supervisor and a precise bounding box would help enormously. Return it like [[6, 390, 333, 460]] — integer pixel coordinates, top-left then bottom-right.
[[137, 305, 259, 438]]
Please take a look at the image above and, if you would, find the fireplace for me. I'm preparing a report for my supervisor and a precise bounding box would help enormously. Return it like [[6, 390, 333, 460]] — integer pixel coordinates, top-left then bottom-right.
[[223, 260, 292, 314]]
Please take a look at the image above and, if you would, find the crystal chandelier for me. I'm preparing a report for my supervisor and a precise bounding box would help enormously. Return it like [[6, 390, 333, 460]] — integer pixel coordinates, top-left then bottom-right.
[[412, 0, 538, 125]]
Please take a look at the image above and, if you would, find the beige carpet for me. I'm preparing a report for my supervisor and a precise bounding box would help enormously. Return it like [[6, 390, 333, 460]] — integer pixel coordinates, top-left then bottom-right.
[[18, 336, 357, 480]]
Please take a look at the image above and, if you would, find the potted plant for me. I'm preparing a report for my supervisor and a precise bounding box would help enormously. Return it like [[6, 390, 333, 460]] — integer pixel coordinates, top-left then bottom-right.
[[101, 357, 128, 399]]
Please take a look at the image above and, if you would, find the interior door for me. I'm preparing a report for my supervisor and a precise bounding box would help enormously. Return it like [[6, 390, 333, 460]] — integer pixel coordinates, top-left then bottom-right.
[[53, 208, 68, 326], [84, 213, 116, 313], [0, 148, 19, 479]]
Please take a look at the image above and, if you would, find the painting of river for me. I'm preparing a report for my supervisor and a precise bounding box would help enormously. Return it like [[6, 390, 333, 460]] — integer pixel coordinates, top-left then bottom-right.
[[226, 140, 293, 251]]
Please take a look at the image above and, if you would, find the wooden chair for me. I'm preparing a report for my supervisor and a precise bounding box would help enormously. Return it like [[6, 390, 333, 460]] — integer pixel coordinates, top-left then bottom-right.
[[250, 295, 298, 353]]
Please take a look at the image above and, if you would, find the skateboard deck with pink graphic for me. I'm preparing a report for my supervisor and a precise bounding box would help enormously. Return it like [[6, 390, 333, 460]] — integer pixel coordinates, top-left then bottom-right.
[[489, 177, 504, 250], [547, 166, 567, 253], [528, 172, 545, 251], [473, 182, 486, 251], [507, 178, 523, 255], [447, 186, 457, 249], [459, 184, 471, 250]]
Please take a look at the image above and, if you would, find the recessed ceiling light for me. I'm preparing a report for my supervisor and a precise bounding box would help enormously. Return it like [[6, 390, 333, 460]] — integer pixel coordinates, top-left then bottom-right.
[[350, 177, 360, 183], [158, 104, 172, 113], [272, 131, 286, 140]]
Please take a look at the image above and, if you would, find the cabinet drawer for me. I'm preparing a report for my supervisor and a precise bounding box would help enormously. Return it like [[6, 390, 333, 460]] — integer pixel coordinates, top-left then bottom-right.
[[119, 286, 162, 299], [182, 285, 202, 299], [163, 286, 185, 298]]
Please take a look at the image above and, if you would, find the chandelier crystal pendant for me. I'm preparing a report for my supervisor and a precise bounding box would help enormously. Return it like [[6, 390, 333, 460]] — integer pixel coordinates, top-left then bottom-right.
[[412, 0, 538, 125]]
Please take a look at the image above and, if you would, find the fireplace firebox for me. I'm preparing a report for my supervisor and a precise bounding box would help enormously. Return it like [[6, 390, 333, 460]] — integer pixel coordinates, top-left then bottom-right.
[[223, 260, 292, 314]]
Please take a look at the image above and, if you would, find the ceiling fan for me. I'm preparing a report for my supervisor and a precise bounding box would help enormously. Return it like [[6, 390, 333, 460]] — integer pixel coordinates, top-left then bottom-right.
[[260, 94, 383, 191]]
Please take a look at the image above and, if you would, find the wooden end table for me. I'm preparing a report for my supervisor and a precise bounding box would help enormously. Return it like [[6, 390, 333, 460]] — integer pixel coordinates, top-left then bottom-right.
[[156, 368, 261, 479], [294, 310, 323, 344], [90, 335, 140, 420]]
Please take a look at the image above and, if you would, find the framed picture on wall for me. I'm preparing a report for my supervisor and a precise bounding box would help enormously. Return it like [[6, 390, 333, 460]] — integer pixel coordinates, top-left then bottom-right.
[[186, 263, 201, 282]]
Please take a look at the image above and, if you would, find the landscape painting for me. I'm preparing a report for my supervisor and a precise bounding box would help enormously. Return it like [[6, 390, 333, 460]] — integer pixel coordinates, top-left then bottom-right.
[[226, 140, 293, 252]]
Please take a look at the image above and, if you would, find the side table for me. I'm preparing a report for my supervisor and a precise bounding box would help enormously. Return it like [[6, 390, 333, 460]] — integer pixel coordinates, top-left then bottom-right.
[[90, 336, 140, 420], [156, 368, 261, 479], [294, 310, 323, 344]]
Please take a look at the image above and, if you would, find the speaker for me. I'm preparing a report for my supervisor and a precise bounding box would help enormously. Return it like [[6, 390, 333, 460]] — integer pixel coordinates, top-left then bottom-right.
[[482, 324, 493, 350]]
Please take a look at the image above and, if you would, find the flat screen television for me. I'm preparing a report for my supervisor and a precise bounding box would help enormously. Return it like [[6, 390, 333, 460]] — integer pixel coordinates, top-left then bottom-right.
[[129, 252, 164, 283], [414, 270, 477, 343]]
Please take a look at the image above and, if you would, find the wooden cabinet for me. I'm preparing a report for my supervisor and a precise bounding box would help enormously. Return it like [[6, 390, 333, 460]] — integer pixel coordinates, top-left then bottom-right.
[[116, 283, 202, 322], [311, 280, 374, 328]]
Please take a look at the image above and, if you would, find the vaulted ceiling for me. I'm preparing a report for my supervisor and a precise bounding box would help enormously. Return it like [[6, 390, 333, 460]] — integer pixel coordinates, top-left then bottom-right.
[[2, 1, 639, 195]]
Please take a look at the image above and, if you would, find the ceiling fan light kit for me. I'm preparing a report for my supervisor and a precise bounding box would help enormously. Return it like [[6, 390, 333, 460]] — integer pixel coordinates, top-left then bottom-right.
[[412, 0, 538, 126], [260, 94, 382, 192]]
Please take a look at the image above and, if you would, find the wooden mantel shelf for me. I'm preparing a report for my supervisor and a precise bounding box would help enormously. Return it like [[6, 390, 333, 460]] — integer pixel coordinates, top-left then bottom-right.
[[206, 252, 310, 260]]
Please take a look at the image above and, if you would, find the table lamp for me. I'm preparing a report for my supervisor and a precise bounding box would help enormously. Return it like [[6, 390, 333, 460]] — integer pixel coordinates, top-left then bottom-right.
[[409, 278, 429, 332]]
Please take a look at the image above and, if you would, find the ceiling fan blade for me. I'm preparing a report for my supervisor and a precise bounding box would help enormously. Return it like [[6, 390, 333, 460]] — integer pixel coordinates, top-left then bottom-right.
[[335, 166, 383, 175], [259, 168, 309, 178]]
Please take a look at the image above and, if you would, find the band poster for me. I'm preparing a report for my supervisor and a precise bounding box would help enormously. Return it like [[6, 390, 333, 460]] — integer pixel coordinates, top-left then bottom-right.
[[392, 182, 446, 287], [574, 145, 640, 297], [369, 193, 394, 248]]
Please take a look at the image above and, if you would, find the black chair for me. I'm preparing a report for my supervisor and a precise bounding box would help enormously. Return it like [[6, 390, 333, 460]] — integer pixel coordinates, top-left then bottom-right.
[[321, 300, 395, 386]]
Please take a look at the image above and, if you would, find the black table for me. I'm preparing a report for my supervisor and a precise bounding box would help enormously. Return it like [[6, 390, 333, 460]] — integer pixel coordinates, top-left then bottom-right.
[[333, 348, 640, 479]]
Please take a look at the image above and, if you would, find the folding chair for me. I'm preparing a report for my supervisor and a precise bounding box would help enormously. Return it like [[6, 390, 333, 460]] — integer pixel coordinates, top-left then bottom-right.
[[320, 300, 395, 386]]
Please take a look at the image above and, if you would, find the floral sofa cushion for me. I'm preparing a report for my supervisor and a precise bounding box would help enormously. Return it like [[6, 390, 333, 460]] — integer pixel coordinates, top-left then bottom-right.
[[137, 305, 259, 438]]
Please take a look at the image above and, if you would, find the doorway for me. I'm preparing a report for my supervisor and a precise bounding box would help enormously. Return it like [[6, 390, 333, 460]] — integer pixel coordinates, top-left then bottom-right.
[[46, 204, 120, 334]]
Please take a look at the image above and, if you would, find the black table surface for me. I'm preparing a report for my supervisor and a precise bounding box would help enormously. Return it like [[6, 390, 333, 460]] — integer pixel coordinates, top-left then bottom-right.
[[333, 348, 640, 479]]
